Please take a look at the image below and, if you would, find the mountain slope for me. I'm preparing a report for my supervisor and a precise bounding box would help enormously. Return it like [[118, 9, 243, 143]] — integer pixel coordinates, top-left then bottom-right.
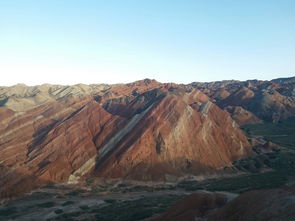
[[191, 77, 295, 123], [0, 81, 251, 198]]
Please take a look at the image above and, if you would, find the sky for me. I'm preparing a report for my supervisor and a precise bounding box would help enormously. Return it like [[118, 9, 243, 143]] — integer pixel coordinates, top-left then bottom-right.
[[0, 0, 294, 86]]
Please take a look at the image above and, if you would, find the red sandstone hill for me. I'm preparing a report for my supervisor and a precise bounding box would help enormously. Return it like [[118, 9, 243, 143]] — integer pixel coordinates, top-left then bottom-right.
[[149, 192, 228, 221], [0, 80, 252, 198], [150, 187, 295, 221]]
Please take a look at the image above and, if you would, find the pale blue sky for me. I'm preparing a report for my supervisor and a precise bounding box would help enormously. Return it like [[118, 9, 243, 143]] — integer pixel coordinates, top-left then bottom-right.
[[0, 0, 294, 85]]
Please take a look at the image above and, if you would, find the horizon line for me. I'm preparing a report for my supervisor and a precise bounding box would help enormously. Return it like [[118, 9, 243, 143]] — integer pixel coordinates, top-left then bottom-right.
[[1, 76, 294, 87]]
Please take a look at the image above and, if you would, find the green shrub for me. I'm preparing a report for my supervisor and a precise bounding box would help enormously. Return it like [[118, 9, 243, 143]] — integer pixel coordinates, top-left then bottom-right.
[[65, 189, 86, 196], [79, 205, 89, 210], [0, 206, 17, 217], [37, 201, 55, 208], [54, 209, 64, 214], [104, 199, 117, 204]]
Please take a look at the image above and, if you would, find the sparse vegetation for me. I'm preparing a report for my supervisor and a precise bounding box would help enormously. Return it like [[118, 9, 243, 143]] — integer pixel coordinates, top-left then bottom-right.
[[54, 209, 64, 214], [92, 195, 182, 221], [107, 184, 176, 193], [91, 184, 108, 193], [42, 184, 59, 189], [104, 199, 117, 204], [31, 194, 183, 221], [65, 189, 87, 196], [16, 191, 56, 202], [36, 201, 55, 208], [241, 117, 295, 150], [86, 177, 94, 185], [207, 171, 287, 192], [0, 96, 8, 107], [0, 206, 17, 217], [79, 205, 89, 210], [178, 171, 287, 193], [61, 201, 75, 206]]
